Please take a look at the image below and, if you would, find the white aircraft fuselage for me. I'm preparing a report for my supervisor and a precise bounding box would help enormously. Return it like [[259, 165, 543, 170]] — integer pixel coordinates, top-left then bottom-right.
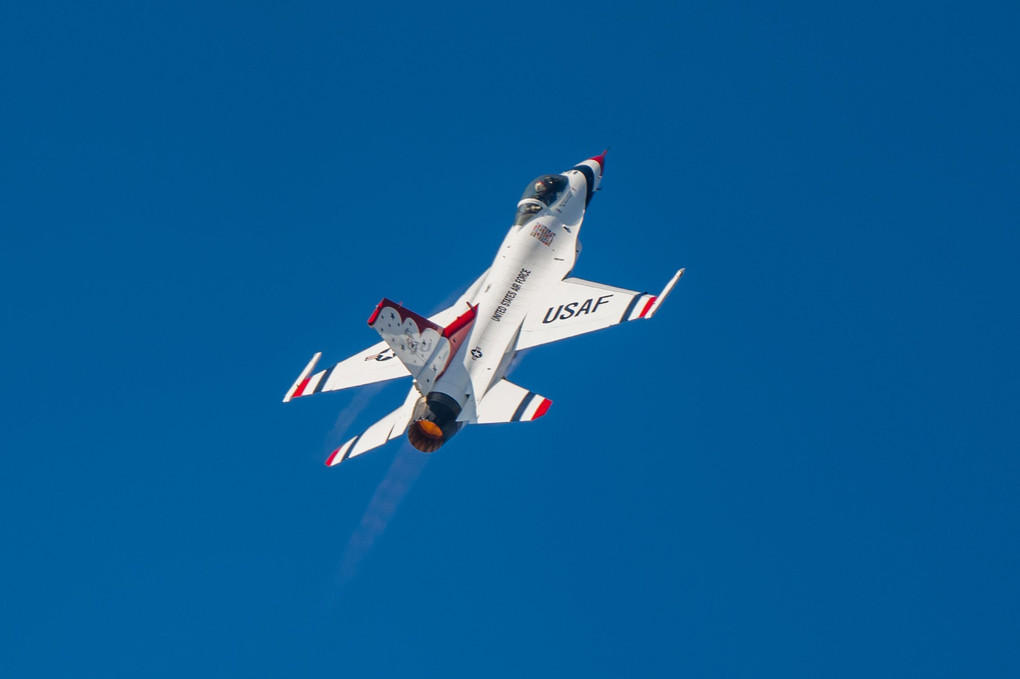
[[283, 151, 683, 464], [406, 156, 603, 449]]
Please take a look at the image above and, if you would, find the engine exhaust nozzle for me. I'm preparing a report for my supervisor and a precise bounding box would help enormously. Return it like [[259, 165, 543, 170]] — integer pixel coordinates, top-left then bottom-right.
[[407, 392, 463, 453]]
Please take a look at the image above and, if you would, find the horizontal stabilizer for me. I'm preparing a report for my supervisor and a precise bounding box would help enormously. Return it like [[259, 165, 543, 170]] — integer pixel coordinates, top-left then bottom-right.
[[473, 379, 552, 424], [325, 387, 419, 466]]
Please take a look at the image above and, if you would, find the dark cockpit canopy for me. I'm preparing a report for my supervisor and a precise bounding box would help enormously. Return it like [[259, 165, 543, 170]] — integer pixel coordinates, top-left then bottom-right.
[[522, 175, 568, 205], [514, 174, 568, 225]]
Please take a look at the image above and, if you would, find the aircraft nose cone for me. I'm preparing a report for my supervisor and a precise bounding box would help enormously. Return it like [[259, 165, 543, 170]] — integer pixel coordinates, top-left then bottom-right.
[[589, 149, 607, 174]]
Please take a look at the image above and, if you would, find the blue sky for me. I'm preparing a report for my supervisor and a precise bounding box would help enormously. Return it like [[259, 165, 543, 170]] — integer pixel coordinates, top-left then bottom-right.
[[2, 2, 1018, 676]]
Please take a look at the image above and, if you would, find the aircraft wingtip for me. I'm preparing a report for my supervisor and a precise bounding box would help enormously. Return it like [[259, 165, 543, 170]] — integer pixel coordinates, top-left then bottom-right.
[[325, 445, 345, 467]]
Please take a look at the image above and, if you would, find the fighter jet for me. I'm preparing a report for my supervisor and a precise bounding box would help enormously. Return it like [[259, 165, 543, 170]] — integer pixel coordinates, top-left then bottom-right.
[[284, 152, 684, 465]]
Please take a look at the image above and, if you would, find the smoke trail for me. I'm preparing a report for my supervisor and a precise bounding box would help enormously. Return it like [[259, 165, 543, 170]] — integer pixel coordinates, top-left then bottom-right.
[[326, 383, 385, 443], [329, 272, 472, 586], [337, 444, 429, 586]]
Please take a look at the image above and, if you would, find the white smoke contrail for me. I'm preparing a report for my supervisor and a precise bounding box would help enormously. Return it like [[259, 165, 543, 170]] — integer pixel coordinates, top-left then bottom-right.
[[337, 444, 429, 586], [327, 382, 386, 444], [329, 273, 474, 588]]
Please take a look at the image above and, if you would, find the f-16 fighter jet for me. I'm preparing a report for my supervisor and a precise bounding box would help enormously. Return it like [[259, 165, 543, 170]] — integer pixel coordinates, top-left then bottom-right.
[[284, 152, 684, 466]]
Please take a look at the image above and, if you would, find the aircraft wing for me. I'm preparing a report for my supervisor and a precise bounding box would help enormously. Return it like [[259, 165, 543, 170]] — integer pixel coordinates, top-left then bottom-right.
[[516, 268, 683, 350], [283, 269, 489, 402]]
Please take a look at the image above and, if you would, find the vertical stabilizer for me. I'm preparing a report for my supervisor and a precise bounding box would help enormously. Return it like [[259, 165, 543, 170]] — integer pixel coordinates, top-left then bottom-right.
[[367, 298, 477, 394]]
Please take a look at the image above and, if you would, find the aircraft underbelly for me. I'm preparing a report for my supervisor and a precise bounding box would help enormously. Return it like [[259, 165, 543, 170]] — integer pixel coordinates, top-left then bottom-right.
[[448, 227, 575, 399]]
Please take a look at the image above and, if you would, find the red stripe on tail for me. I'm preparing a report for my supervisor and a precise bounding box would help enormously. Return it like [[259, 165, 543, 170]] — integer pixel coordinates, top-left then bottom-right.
[[443, 304, 478, 338], [367, 301, 385, 326]]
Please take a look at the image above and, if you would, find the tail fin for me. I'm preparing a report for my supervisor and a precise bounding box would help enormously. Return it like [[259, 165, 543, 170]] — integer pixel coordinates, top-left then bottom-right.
[[367, 298, 476, 394]]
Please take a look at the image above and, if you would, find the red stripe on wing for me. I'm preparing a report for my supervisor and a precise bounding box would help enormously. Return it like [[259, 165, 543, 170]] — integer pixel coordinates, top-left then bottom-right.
[[638, 296, 657, 319], [292, 377, 311, 398]]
